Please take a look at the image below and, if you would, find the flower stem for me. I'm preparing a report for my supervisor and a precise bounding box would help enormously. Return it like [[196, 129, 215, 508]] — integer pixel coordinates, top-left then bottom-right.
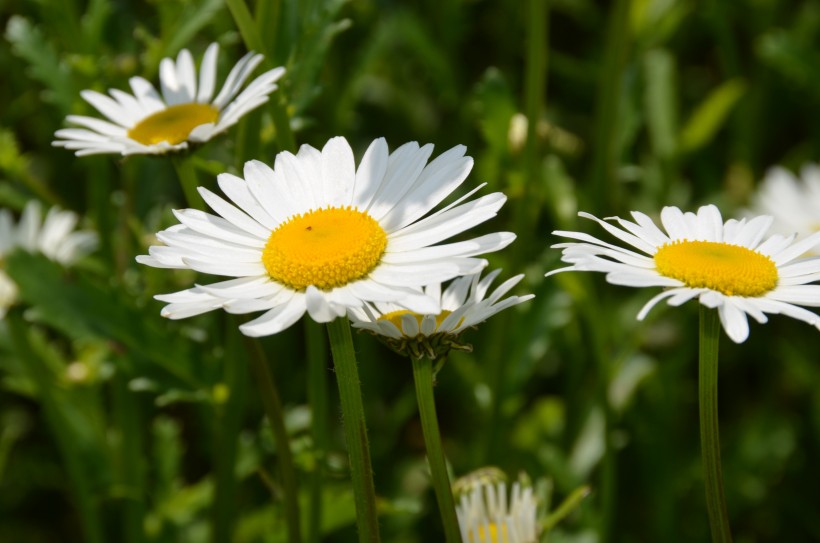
[[699, 305, 733, 543], [171, 156, 204, 209], [411, 356, 462, 543], [241, 334, 302, 543], [212, 322, 248, 543], [306, 320, 329, 543], [326, 317, 381, 543]]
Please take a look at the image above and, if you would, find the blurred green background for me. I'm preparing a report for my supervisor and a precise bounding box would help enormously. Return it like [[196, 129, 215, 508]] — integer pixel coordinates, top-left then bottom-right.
[[1, 0, 819, 541]]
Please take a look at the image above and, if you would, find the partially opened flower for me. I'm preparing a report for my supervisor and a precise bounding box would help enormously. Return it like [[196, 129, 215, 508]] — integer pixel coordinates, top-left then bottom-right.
[[138, 137, 513, 336], [546, 204, 820, 343], [53, 43, 285, 156], [456, 476, 538, 543], [745, 164, 820, 254], [0, 201, 98, 318], [350, 269, 533, 358]]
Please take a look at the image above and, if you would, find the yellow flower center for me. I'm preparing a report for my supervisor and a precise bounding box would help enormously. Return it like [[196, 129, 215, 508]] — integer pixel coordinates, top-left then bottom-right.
[[262, 207, 387, 291], [127, 103, 219, 145], [469, 523, 508, 543], [653, 240, 778, 297], [378, 309, 454, 333]]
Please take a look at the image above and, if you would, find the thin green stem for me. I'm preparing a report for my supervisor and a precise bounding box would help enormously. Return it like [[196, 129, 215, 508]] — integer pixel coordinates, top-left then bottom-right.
[[171, 156, 203, 208], [411, 357, 462, 543], [590, 0, 631, 214], [512, 0, 548, 261], [698, 306, 732, 543], [7, 311, 104, 543], [326, 317, 381, 543], [306, 320, 329, 543], [225, 0, 268, 57], [242, 335, 302, 543], [225, 0, 295, 154], [212, 322, 248, 543], [113, 371, 144, 543]]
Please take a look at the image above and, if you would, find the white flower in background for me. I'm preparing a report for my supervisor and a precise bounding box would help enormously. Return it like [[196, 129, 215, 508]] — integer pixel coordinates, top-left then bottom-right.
[[546, 205, 820, 343], [53, 43, 285, 156], [0, 201, 98, 318], [456, 478, 538, 543], [138, 137, 514, 337], [350, 269, 533, 358], [746, 164, 820, 254]]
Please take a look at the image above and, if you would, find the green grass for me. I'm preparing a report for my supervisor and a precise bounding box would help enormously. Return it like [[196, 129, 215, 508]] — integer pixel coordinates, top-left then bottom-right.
[[1, 0, 820, 541]]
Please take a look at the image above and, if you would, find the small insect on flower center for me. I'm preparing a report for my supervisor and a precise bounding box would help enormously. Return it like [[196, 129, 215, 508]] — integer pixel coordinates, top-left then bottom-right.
[[127, 103, 219, 145], [262, 207, 387, 291], [653, 240, 778, 297], [378, 309, 454, 333]]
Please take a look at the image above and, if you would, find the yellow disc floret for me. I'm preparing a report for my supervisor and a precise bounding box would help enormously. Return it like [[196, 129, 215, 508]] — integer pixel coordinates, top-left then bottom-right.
[[128, 103, 219, 145], [654, 240, 778, 297], [379, 309, 455, 334], [469, 523, 508, 543], [262, 206, 387, 291]]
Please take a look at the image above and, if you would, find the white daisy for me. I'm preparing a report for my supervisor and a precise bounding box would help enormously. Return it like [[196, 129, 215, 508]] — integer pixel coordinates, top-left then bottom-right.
[[0, 201, 98, 318], [137, 137, 514, 337], [546, 204, 820, 343], [456, 479, 538, 543], [350, 269, 533, 358], [53, 43, 285, 156], [746, 164, 820, 254]]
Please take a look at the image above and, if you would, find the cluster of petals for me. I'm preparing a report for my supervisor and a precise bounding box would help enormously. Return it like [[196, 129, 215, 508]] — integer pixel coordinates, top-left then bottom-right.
[[53, 42, 284, 156], [350, 269, 533, 340], [138, 137, 514, 337], [746, 163, 820, 254], [0, 201, 98, 318], [547, 204, 820, 343], [456, 480, 538, 543]]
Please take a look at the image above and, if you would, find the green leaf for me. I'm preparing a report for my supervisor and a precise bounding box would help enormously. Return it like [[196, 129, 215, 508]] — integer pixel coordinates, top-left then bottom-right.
[[679, 79, 746, 153], [4, 16, 76, 114], [4, 251, 197, 387], [643, 49, 678, 159]]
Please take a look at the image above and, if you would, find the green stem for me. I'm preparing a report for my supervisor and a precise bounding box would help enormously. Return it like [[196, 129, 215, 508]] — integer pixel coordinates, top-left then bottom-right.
[[590, 0, 631, 214], [226, 0, 295, 155], [512, 0, 548, 262], [171, 156, 204, 208], [326, 317, 381, 543], [113, 371, 144, 543], [411, 357, 462, 543], [212, 323, 248, 543], [698, 306, 732, 543], [225, 0, 268, 57], [242, 335, 302, 543], [306, 320, 329, 543], [7, 311, 104, 543]]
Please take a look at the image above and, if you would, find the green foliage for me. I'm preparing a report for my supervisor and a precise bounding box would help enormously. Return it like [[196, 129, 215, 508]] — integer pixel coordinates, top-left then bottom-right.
[[1, 0, 819, 542]]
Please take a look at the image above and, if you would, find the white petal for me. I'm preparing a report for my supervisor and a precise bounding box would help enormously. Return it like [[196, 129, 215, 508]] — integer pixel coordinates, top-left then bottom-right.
[[305, 286, 338, 322], [367, 142, 433, 220], [320, 137, 356, 207], [352, 138, 389, 210], [380, 147, 472, 232], [197, 42, 219, 103], [198, 187, 271, 239], [239, 294, 306, 336], [717, 301, 750, 343]]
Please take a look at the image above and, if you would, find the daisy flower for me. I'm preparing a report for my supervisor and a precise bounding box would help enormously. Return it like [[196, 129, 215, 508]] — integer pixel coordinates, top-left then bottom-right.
[[53, 43, 285, 156], [350, 269, 533, 358], [745, 164, 820, 254], [0, 201, 98, 318], [546, 204, 820, 343], [456, 477, 538, 543], [137, 137, 514, 337]]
